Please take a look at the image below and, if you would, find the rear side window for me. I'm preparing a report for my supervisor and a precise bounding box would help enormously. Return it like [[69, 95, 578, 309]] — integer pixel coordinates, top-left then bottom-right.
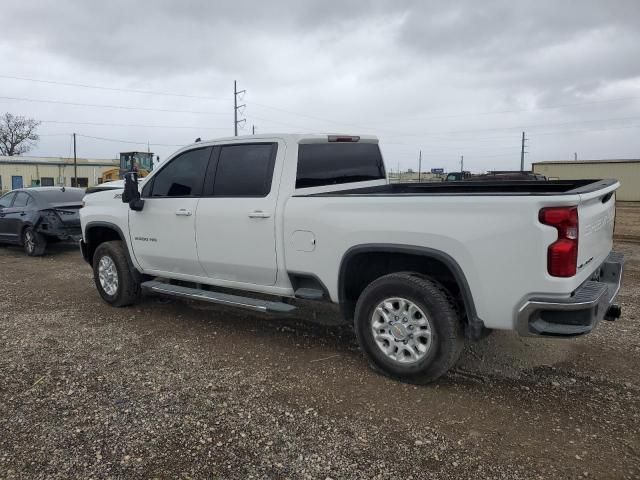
[[151, 147, 211, 197], [296, 143, 386, 189], [212, 143, 277, 197], [13, 192, 31, 207], [0, 192, 15, 208]]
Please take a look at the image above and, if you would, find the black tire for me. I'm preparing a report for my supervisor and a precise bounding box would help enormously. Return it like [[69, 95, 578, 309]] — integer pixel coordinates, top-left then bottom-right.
[[354, 272, 464, 384], [22, 227, 47, 256], [92, 240, 141, 307]]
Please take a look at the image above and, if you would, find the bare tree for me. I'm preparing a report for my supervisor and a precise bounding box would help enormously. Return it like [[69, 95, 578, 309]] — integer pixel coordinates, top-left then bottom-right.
[[0, 113, 40, 156]]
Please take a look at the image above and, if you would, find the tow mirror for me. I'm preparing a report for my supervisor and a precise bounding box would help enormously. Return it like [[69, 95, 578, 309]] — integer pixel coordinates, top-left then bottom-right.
[[122, 172, 144, 211]]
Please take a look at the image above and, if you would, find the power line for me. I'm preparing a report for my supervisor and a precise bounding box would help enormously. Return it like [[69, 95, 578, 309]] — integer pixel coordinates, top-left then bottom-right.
[[357, 96, 640, 125], [3, 73, 640, 140], [40, 119, 228, 130], [75, 133, 185, 147], [0, 95, 228, 115], [0, 74, 227, 101], [383, 115, 640, 138]]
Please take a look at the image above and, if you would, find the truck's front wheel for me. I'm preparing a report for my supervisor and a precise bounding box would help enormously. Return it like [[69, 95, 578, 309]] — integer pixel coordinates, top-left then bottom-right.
[[92, 240, 141, 307], [354, 273, 464, 384]]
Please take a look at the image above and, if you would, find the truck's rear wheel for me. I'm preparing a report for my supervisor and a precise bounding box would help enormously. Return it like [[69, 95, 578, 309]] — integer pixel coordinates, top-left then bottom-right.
[[354, 273, 464, 384], [92, 240, 141, 307]]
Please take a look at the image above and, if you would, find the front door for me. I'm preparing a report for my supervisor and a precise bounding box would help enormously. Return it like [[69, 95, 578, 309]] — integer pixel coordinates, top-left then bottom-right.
[[196, 142, 280, 286], [128, 146, 212, 276], [11, 176, 23, 189]]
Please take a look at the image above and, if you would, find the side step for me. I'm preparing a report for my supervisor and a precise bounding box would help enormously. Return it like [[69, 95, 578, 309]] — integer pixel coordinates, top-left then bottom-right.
[[294, 288, 324, 300], [141, 280, 297, 314]]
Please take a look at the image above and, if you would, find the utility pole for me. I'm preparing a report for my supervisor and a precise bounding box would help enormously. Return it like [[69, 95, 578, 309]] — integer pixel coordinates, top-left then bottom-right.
[[252, 125, 256, 135], [418, 150, 422, 183], [460, 155, 464, 173], [520, 131, 528, 171], [234, 80, 246, 136], [73, 133, 77, 187]]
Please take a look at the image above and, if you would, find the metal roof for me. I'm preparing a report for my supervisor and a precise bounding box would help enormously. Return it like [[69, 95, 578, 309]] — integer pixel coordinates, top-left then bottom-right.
[[0, 155, 118, 167], [533, 159, 640, 165]]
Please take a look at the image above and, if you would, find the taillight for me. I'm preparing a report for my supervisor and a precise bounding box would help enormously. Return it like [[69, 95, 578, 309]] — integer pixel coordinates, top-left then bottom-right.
[[539, 206, 579, 277]]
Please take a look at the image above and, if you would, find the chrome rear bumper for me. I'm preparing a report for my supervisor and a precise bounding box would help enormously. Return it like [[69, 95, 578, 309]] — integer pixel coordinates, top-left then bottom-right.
[[516, 251, 624, 337]]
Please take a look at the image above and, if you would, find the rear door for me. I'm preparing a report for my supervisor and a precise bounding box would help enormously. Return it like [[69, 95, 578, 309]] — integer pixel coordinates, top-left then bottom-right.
[[129, 147, 212, 276], [0, 192, 16, 241], [195, 142, 281, 285]]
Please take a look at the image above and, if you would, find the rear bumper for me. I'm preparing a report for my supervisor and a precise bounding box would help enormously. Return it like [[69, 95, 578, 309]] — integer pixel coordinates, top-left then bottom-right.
[[516, 251, 624, 337], [51, 228, 82, 241]]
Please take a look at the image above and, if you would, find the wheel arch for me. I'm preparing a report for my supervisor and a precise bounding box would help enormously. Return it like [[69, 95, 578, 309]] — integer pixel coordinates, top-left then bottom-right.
[[338, 244, 484, 338], [83, 221, 135, 268]]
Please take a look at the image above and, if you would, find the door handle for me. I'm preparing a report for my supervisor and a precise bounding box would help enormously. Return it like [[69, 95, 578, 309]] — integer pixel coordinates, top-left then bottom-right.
[[248, 210, 271, 219], [175, 209, 192, 216]]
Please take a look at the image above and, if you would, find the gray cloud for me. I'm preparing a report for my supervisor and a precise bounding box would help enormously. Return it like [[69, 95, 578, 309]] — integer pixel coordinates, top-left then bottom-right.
[[0, 0, 638, 170]]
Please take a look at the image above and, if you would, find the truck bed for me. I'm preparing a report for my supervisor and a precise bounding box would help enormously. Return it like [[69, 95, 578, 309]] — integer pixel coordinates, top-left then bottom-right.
[[297, 179, 617, 196]]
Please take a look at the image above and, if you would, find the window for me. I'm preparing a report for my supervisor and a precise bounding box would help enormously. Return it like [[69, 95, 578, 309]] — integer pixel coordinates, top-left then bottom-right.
[[41, 177, 54, 187], [212, 143, 276, 196], [0, 192, 15, 208], [150, 147, 211, 197], [296, 143, 385, 188], [13, 192, 31, 208], [71, 177, 89, 188]]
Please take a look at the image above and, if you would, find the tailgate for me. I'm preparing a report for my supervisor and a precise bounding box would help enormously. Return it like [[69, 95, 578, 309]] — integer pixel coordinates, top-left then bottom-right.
[[577, 183, 618, 274]]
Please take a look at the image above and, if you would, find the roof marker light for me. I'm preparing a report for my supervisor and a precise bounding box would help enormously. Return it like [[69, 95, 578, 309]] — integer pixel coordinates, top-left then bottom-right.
[[328, 135, 360, 143]]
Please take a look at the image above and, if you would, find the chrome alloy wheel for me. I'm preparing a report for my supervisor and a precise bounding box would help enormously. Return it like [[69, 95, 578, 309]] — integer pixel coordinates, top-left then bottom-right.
[[371, 297, 433, 364], [98, 255, 119, 296], [24, 230, 35, 253]]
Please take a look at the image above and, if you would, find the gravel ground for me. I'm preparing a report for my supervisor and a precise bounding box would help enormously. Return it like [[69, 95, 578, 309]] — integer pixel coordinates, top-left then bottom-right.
[[1, 214, 639, 479]]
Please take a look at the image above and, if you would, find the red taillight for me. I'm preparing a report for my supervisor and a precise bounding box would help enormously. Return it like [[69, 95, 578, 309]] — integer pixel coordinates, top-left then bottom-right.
[[539, 206, 579, 277]]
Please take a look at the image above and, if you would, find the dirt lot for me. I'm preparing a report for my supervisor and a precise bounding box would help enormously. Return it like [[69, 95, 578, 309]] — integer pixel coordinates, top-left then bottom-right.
[[1, 211, 639, 479]]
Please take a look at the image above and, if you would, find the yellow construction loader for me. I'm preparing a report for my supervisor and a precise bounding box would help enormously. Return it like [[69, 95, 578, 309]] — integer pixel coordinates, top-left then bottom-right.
[[101, 151, 155, 183]]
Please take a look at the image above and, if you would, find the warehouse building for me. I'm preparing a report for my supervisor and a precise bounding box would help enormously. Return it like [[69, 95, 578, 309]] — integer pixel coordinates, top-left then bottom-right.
[[0, 155, 118, 193], [533, 159, 640, 202]]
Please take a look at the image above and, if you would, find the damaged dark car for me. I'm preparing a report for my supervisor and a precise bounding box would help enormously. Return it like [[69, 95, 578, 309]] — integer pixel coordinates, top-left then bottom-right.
[[0, 187, 85, 256]]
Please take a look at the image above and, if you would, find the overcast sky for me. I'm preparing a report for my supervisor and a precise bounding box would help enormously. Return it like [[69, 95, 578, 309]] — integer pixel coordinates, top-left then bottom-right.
[[1, 0, 639, 172]]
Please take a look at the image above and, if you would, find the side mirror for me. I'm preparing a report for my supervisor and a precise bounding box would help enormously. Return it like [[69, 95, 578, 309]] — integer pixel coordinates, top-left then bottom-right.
[[122, 173, 145, 211]]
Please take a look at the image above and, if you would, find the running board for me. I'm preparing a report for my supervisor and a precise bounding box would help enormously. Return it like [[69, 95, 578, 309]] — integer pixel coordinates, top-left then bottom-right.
[[141, 280, 297, 314]]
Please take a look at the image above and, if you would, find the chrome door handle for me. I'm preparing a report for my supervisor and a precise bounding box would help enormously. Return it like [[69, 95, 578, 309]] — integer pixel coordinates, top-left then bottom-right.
[[175, 209, 192, 216], [248, 210, 271, 218]]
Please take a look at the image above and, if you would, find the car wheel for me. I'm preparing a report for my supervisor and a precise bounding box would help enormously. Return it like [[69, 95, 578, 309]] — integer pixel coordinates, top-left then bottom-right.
[[92, 240, 141, 307], [22, 227, 47, 256], [354, 272, 464, 384]]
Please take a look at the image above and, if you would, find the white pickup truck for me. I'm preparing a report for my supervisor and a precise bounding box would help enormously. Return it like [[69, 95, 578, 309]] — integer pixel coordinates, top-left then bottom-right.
[[80, 134, 624, 383]]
